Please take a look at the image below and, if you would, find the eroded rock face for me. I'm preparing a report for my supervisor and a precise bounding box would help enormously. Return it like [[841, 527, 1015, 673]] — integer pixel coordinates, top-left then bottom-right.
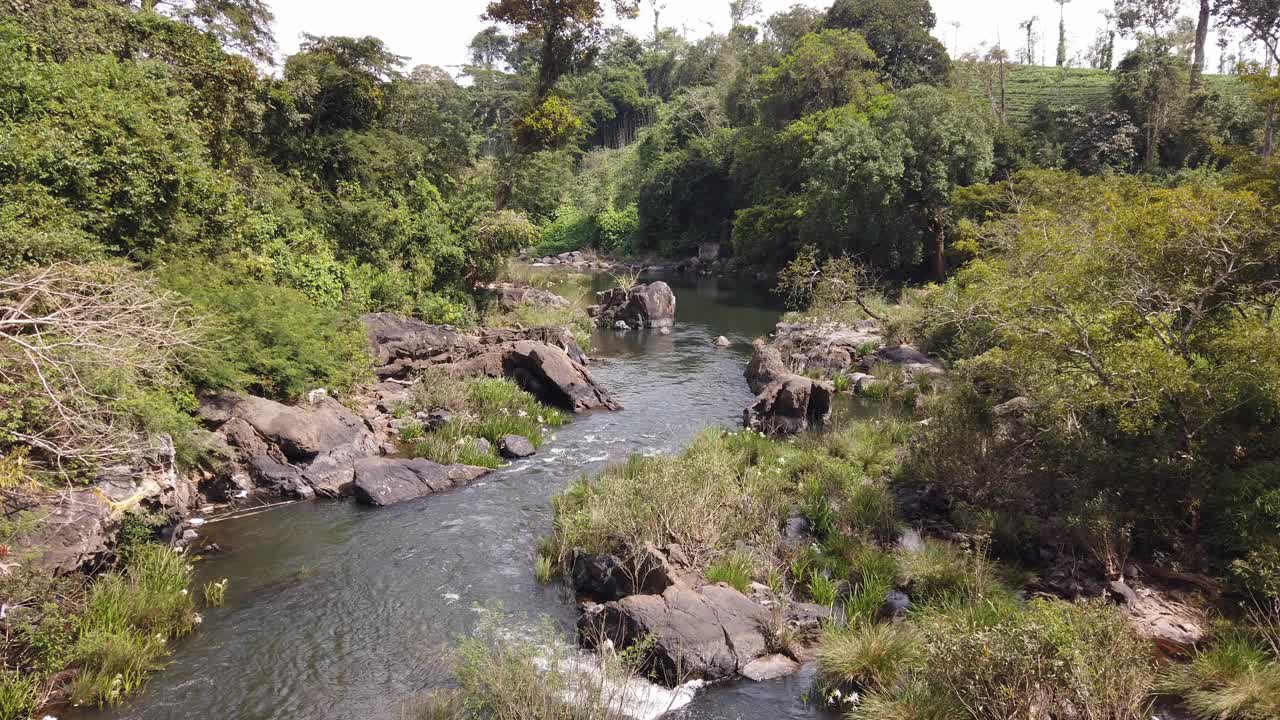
[[200, 392, 378, 499], [589, 282, 676, 329], [362, 315, 615, 412], [10, 458, 197, 574], [743, 341, 833, 436], [351, 457, 489, 507], [455, 341, 620, 413], [579, 583, 773, 684]]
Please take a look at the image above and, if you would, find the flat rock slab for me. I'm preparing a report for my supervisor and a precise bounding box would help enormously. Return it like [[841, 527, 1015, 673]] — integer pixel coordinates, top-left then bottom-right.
[[741, 654, 801, 682], [581, 582, 772, 684], [352, 457, 489, 507]]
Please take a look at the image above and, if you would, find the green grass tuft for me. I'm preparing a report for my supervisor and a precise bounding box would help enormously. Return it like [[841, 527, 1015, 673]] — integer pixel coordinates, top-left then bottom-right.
[[705, 553, 755, 593]]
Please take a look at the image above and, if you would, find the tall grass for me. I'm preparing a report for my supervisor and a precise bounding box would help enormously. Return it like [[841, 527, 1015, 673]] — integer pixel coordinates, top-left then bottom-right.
[[817, 622, 920, 694], [1158, 633, 1280, 720], [705, 553, 755, 592], [67, 544, 195, 706], [408, 369, 567, 467]]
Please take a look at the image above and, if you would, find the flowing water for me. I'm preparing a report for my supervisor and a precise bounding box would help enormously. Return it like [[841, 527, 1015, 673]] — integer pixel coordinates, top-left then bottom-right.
[[92, 273, 831, 720]]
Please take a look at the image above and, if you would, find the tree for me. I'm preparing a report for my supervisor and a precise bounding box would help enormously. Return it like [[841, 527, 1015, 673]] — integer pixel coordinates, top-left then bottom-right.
[[728, 0, 762, 27], [278, 35, 407, 138], [1019, 16, 1039, 65], [758, 29, 883, 127], [1192, 0, 1213, 87], [888, 86, 995, 279], [825, 0, 951, 88], [469, 26, 514, 69], [1056, 0, 1071, 67], [1113, 0, 1179, 37], [127, 0, 276, 63], [484, 0, 641, 99], [1113, 36, 1188, 168], [765, 5, 824, 54], [1089, 10, 1118, 68]]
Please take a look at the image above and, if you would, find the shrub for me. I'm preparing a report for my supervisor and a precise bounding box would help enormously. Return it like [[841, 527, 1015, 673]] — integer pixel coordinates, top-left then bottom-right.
[[0, 671, 39, 720], [160, 259, 373, 400], [817, 623, 920, 694], [535, 205, 596, 256], [594, 204, 639, 253], [917, 598, 1154, 720]]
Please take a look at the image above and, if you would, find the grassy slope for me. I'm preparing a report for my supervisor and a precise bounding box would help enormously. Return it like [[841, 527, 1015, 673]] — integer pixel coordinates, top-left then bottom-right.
[[963, 64, 1246, 126]]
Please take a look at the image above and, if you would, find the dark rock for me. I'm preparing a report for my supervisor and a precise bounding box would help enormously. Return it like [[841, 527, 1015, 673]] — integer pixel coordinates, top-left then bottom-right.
[[478, 326, 587, 365], [363, 313, 478, 379], [593, 282, 677, 329], [454, 340, 620, 413], [415, 409, 453, 431], [879, 590, 911, 621], [571, 551, 635, 601], [744, 375, 834, 437], [579, 583, 772, 684], [498, 434, 536, 459], [351, 457, 489, 507]]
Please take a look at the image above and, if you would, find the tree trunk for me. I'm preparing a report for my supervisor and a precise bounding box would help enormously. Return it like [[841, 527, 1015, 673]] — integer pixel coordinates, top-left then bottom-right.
[[930, 211, 946, 281], [1265, 102, 1276, 158], [999, 55, 1007, 122], [1191, 0, 1209, 88]]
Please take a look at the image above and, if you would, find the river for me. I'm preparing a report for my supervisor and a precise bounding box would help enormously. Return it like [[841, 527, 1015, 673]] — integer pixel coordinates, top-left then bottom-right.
[[91, 273, 830, 720]]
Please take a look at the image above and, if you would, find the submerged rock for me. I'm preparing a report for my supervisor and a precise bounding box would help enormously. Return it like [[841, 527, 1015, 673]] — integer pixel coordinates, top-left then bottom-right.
[[579, 583, 773, 684], [741, 654, 801, 682], [351, 457, 489, 507], [713, 335, 732, 348]]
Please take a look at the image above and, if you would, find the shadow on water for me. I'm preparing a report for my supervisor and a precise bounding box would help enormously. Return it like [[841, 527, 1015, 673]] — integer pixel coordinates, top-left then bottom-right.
[[87, 273, 832, 720]]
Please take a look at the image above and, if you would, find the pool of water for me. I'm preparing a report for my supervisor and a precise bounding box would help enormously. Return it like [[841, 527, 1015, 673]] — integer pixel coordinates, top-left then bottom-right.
[[91, 273, 834, 720]]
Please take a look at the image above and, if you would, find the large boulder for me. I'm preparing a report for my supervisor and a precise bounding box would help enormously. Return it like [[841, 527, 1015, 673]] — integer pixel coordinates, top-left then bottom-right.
[[589, 282, 676, 329], [579, 583, 773, 684], [744, 340, 790, 394], [477, 326, 587, 365], [744, 375, 834, 437], [454, 340, 620, 413], [363, 313, 479, 379], [351, 457, 490, 507], [483, 283, 570, 309], [200, 392, 379, 498], [743, 341, 833, 437]]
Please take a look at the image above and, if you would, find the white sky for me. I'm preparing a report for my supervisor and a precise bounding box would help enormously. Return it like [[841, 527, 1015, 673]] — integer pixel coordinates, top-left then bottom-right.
[[268, 0, 1247, 76]]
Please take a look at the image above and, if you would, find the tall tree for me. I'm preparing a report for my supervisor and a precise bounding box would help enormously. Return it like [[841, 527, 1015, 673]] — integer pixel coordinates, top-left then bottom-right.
[[484, 0, 641, 99], [1192, 0, 1213, 87], [728, 0, 762, 27], [1218, 0, 1280, 154], [127, 0, 276, 63], [825, 0, 951, 88], [1056, 0, 1071, 67], [1019, 16, 1039, 64], [1113, 0, 1179, 38]]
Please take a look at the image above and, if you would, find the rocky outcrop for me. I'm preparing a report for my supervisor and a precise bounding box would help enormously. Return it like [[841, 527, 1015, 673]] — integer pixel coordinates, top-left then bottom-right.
[[860, 344, 945, 377], [351, 457, 489, 507], [770, 321, 883, 376], [589, 282, 676, 330], [570, 544, 697, 601], [743, 340, 833, 437], [363, 315, 614, 412], [9, 455, 197, 575], [579, 582, 773, 684], [200, 392, 378, 499], [483, 283, 570, 309], [455, 340, 620, 413]]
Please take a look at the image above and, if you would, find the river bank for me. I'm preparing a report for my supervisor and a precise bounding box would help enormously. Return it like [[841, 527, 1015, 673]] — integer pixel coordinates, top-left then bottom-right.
[[57, 272, 793, 720]]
